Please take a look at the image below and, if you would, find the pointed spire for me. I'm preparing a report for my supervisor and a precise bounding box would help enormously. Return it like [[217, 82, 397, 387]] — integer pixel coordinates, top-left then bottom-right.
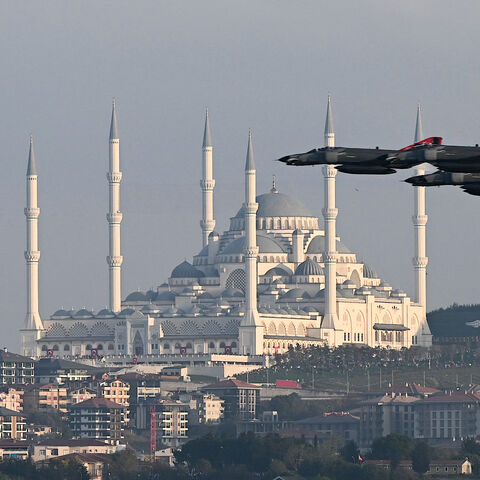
[[27, 136, 36, 175], [109, 99, 119, 140], [245, 129, 255, 170], [324, 94, 334, 135], [202, 108, 212, 147], [414, 103, 424, 143]]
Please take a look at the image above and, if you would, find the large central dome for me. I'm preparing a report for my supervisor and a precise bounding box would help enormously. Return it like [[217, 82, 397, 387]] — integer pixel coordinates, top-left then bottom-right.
[[235, 191, 315, 219]]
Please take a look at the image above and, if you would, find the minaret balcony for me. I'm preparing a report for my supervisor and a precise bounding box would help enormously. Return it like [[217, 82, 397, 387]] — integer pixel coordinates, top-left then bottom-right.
[[412, 214, 428, 226], [322, 165, 338, 177], [106, 172, 123, 183], [412, 256, 428, 268], [107, 255, 123, 267], [322, 207, 338, 220], [200, 179, 215, 190], [24, 207, 40, 218], [106, 213, 123, 224], [24, 251, 40, 262]]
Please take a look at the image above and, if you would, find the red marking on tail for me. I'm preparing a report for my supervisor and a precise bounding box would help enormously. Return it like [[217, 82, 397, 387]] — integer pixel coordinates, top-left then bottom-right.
[[400, 136, 443, 151]]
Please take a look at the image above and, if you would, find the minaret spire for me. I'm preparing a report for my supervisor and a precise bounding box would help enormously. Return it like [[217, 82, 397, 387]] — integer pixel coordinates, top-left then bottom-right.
[[21, 136, 43, 357], [106, 100, 123, 313], [412, 104, 428, 323], [200, 108, 216, 247], [239, 130, 262, 355], [322, 95, 339, 337], [414, 103, 424, 143]]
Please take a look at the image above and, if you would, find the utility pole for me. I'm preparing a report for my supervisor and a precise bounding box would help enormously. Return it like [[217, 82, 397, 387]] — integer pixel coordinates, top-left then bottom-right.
[[346, 371, 350, 394], [391, 369, 394, 387], [423, 370, 426, 387], [367, 369, 370, 392], [312, 366, 315, 392]]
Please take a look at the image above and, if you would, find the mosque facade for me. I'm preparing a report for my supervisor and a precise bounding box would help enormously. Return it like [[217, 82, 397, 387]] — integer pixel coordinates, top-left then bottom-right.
[[20, 101, 432, 360]]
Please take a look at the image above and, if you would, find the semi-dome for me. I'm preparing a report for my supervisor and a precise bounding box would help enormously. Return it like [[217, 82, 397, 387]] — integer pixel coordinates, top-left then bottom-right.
[[306, 236, 351, 254], [96, 309, 116, 318], [264, 266, 293, 276], [125, 291, 147, 302], [235, 192, 315, 219], [282, 288, 307, 300], [363, 264, 377, 279], [171, 260, 205, 278], [295, 257, 323, 276], [222, 234, 285, 254], [73, 309, 94, 318]]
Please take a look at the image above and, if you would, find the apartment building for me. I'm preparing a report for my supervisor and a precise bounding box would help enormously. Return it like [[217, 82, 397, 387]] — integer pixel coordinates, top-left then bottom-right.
[[0, 350, 35, 385], [0, 387, 24, 412], [23, 384, 68, 413], [0, 407, 26, 440], [152, 400, 189, 448]]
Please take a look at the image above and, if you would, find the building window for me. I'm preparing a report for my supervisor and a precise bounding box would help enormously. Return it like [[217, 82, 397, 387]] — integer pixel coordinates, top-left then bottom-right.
[[63, 345, 70, 351], [108, 344, 114, 350], [52, 345, 59, 351], [164, 343, 170, 350], [97, 344, 103, 351], [41, 345, 48, 351], [86, 344, 92, 350]]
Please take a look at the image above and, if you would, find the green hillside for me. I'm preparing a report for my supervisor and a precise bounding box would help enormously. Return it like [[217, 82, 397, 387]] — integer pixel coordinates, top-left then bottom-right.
[[427, 304, 480, 337]]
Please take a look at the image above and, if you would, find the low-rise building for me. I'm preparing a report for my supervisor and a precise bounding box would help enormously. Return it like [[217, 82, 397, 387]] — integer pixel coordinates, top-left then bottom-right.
[[68, 386, 97, 406], [26, 424, 57, 440], [40, 452, 112, 480], [32, 439, 118, 462], [0, 387, 24, 412], [98, 378, 130, 407], [70, 398, 126, 445], [0, 439, 31, 459], [0, 407, 26, 440], [202, 378, 260, 420], [176, 391, 224, 424], [364, 459, 472, 476], [23, 384, 68, 413], [294, 412, 360, 444], [0, 350, 35, 385], [35, 358, 101, 385]]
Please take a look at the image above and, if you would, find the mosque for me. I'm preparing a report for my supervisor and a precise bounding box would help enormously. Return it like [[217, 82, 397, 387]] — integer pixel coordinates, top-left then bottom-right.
[[20, 99, 432, 360]]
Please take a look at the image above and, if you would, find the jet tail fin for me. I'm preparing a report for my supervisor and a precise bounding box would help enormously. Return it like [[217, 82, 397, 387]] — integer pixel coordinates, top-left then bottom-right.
[[400, 136, 443, 151]]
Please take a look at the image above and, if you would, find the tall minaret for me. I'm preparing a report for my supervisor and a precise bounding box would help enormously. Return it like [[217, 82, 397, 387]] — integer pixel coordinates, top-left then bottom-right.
[[322, 96, 339, 333], [412, 104, 428, 308], [238, 131, 262, 355], [200, 109, 215, 248], [21, 136, 43, 357], [106, 100, 123, 313]]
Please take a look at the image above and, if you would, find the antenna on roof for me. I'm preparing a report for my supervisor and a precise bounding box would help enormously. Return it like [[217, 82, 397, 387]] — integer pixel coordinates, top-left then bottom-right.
[[271, 175, 278, 194]]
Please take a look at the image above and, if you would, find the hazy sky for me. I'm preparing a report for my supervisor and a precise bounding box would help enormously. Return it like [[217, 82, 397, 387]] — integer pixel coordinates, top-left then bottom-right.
[[2, 1, 480, 349]]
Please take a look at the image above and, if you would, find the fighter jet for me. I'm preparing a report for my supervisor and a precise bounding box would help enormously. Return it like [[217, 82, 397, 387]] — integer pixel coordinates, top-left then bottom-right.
[[405, 171, 480, 196], [277, 137, 443, 175], [278, 136, 480, 175]]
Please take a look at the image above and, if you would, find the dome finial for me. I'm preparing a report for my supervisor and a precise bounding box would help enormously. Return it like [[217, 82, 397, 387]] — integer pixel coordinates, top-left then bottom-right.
[[271, 174, 278, 194]]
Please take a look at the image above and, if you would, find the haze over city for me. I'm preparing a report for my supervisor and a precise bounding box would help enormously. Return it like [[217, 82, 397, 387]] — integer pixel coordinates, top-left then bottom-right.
[[2, 0, 480, 349]]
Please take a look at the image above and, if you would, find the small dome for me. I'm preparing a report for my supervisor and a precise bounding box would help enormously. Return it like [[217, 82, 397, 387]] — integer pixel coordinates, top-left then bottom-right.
[[304, 306, 319, 312], [198, 292, 215, 300], [295, 257, 323, 276], [222, 234, 285, 254], [52, 309, 71, 318], [391, 289, 407, 297], [156, 291, 176, 302], [293, 229, 304, 235], [355, 287, 373, 296], [117, 308, 136, 317], [146, 290, 157, 301], [282, 288, 307, 300], [341, 280, 356, 289], [164, 306, 179, 315], [377, 281, 392, 291], [73, 309, 94, 318], [171, 261, 205, 278], [96, 309, 116, 318], [221, 287, 244, 298], [264, 266, 293, 277], [141, 304, 160, 313], [209, 231, 220, 238], [125, 291, 147, 302], [363, 264, 377, 279], [306, 236, 351, 254]]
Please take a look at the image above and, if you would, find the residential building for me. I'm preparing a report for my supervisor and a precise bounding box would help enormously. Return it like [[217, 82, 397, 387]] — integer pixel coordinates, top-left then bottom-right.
[[0, 387, 24, 412], [35, 358, 101, 385], [98, 378, 130, 406], [32, 438, 118, 462], [68, 386, 97, 406], [152, 400, 189, 448], [40, 452, 112, 480], [23, 384, 68, 413], [176, 391, 224, 424], [26, 424, 57, 440], [0, 407, 26, 440], [70, 398, 126, 445], [364, 459, 472, 476], [294, 412, 360, 444], [203, 378, 260, 420], [0, 350, 34, 385], [0, 440, 31, 460]]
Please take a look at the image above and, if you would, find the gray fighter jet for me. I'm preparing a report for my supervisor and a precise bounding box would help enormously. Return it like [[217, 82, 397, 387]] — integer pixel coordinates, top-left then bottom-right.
[[278, 136, 480, 175], [405, 171, 480, 196]]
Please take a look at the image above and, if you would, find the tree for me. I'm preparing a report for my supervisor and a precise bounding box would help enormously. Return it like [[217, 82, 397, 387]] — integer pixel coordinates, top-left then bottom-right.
[[340, 441, 360, 463], [411, 440, 430, 475]]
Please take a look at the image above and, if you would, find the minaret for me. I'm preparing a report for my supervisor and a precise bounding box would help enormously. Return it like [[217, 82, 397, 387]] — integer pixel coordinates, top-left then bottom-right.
[[21, 136, 43, 357], [412, 104, 428, 308], [239, 131, 263, 355], [200, 109, 215, 248], [106, 100, 123, 313], [322, 95, 339, 333]]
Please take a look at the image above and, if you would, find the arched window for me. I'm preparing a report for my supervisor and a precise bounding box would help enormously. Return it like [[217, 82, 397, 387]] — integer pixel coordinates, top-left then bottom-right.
[[164, 343, 170, 350], [53, 345, 59, 351], [209, 342, 215, 348], [220, 342, 226, 348], [231, 342, 237, 348], [41, 345, 47, 351], [86, 344, 92, 350], [175, 343, 181, 349], [186, 342, 192, 349], [97, 344, 103, 351], [63, 345, 70, 351], [108, 344, 114, 350]]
